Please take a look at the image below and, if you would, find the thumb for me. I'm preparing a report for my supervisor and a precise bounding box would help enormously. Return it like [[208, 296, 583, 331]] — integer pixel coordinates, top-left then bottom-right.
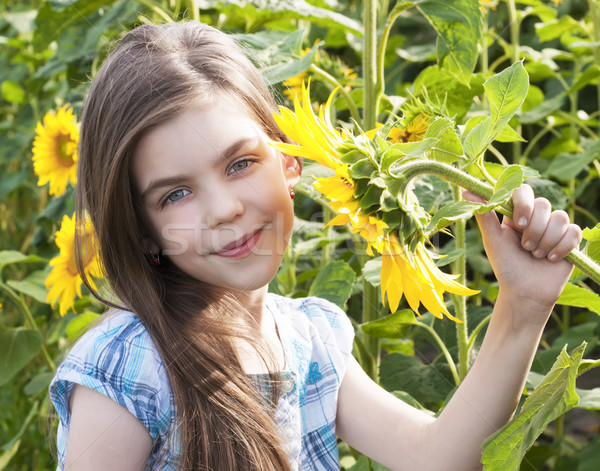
[[462, 191, 503, 242]]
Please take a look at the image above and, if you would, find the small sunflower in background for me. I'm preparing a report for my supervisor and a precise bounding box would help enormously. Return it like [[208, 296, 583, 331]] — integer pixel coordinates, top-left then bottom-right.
[[282, 41, 358, 103], [45, 213, 103, 316], [32, 104, 79, 196]]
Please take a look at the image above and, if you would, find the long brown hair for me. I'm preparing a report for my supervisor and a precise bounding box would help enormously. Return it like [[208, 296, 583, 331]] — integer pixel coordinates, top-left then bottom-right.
[[75, 21, 293, 470]]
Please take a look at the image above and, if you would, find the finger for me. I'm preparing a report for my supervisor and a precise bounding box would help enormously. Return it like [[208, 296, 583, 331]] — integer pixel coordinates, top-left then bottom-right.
[[511, 184, 535, 229], [462, 191, 504, 244], [547, 224, 583, 262], [531, 210, 569, 259], [521, 197, 552, 251]]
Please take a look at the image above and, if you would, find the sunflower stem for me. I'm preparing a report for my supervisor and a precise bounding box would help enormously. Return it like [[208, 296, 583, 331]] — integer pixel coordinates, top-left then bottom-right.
[[309, 65, 362, 127], [393, 159, 600, 286], [357, 0, 381, 383], [376, 3, 413, 122], [451, 185, 470, 381], [321, 206, 334, 268], [415, 320, 460, 386], [363, 0, 378, 129], [353, 234, 380, 381]]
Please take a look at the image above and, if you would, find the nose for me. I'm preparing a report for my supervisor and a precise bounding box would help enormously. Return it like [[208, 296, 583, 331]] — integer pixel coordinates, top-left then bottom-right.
[[202, 186, 244, 228]]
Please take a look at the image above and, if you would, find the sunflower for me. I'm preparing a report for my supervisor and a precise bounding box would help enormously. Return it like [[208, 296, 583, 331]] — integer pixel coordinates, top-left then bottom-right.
[[273, 81, 350, 170], [283, 71, 308, 100], [32, 105, 79, 196], [46, 213, 103, 316], [272, 82, 479, 320]]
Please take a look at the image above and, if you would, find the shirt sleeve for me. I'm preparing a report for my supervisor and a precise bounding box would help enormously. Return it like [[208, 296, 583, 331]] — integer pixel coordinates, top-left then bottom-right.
[[49, 311, 173, 467], [302, 296, 355, 382]]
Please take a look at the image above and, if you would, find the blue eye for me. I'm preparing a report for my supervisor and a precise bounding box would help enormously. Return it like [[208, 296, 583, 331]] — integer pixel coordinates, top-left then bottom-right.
[[228, 159, 251, 175], [164, 189, 190, 205]]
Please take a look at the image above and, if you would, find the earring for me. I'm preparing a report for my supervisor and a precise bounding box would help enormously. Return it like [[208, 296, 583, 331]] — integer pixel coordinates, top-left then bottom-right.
[[149, 251, 161, 267], [289, 188, 295, 200]]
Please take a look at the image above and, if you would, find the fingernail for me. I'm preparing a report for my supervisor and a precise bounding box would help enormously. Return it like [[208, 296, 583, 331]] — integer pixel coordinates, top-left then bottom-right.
[[533, 249, 544, 258], [548, 253, 558, 262], [517, 217, 527, 228], [524, 241, 536, 251]]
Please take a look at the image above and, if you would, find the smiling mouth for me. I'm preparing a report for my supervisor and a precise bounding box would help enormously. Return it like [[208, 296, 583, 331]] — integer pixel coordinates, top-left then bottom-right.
[[214, 229, 263, 258]]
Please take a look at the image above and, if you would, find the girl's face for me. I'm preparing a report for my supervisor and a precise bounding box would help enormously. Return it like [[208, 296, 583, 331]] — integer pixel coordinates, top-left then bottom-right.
[[131, 100, 301, 293]]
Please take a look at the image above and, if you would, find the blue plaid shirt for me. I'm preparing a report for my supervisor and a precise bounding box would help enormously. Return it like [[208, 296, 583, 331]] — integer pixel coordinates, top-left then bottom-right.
[[50, 294, 354, 470]]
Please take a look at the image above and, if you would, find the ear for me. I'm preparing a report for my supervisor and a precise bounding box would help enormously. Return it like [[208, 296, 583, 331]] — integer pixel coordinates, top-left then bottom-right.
[[282, 153, 301, 188], [141, 235, 160, 255]]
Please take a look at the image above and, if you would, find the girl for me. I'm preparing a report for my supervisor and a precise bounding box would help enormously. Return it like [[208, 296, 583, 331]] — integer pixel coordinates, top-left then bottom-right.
[[49, 21, 582, 471]]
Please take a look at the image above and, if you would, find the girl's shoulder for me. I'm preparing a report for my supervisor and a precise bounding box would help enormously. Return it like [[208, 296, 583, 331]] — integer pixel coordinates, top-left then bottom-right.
[[267, 292, 353, 332], [266, 293, 354, 363], [50, 309, 173, 443]]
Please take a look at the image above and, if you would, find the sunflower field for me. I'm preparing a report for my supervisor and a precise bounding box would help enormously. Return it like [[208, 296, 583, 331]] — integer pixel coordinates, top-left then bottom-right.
[[2, 0, 600, 469]]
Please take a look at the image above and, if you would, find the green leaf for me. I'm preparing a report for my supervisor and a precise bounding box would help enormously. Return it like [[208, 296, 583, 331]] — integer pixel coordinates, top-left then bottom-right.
[[520, 93, 564, 124], [34, 0, 121, 50], [348, 159, 377, 180], [568, 64, 600, 94], [198, 0, 362, 36], [494, 124, 526, 143], [424, 117, 464, 163], [426, 201, 481, 234], [380, 352, 454, 405], [6, 270, 49, 304], [556, 283, 600, 315], [481, 342, 587, 471], [0, 328, 42, 387], [535, 15, 584, 42], [1, 80, 25, 104], [24, 372, 53, 396], [347, 456, 370, 471], [415, 0, 482, 86], [413, 66, 485, 120], [573, 435, 600, 471], [360, 310, 418, 338], [233, 30, 318, 85], [363, 257, 382, 287], [0, 439, 20, 471], [534, 323, 598, 374], [487, 165, 524, 208], [308, 260, 356, 309], [381, 138, 438, 172], [65, 312, 101, 341], [358, 184, 383, 212], [0, 250, 45, 270], [577, 388, 600, 410], [463, 62, 529, 160], [546, 140, 600, 182]]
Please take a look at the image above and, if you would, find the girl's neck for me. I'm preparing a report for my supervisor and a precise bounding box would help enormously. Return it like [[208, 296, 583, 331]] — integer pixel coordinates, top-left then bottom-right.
[[229, 286, 286, 374], [233, 285, 269, 328]]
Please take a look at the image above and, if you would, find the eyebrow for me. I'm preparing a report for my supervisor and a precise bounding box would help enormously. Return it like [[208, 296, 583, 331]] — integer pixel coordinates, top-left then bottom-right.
[[139, 137, 255, 202]]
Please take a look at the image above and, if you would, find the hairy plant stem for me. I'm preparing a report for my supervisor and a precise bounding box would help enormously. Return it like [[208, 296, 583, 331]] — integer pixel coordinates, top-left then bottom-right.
[[363, 0, 378, 130], [507, 0, 523, 164], [309, 64, 362, 126], [451, 185, 470, 380], [588, 0, 600, 133], [394, 159, 600, 285], [359, 0, 380, 382], [415, 320, 460, 386], [375, 3, 413, 120], [321, 206, 334, 268]]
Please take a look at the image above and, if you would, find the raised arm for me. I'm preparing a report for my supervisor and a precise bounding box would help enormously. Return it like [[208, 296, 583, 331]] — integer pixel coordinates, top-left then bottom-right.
[[336, 184, 582, 471], [64, 385, 152, 470]]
